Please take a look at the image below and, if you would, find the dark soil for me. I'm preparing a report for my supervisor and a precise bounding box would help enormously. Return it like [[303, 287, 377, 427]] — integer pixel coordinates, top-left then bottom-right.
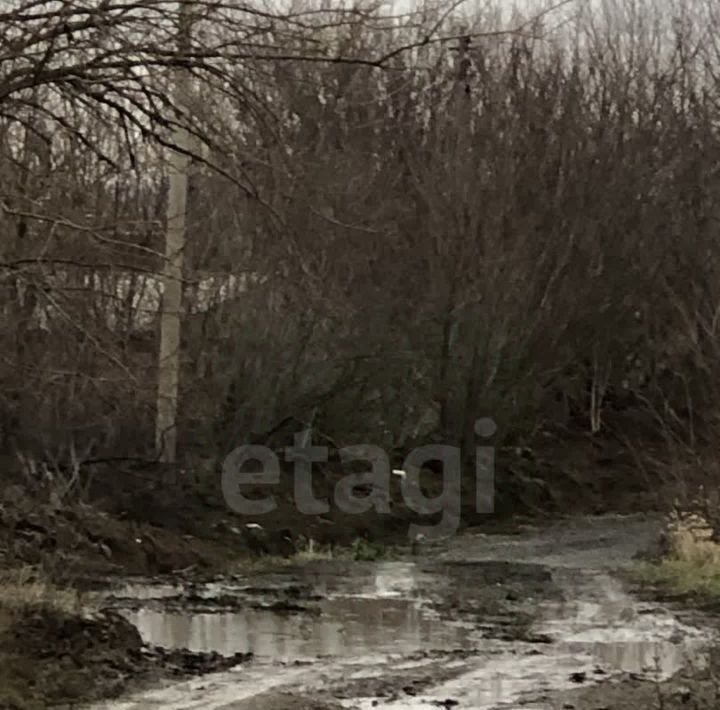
[[0, 606, 251, 710], [222, 693, 346, 710], [0, 481, 236, 580], [427, 561, 560, 642], [552, 652, 720, 709]]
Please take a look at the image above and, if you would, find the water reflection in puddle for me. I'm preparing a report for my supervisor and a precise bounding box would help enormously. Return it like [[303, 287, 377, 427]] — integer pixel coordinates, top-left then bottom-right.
[[114, 562, 479, 660], [123, 597, 475, 658], [559, 638, 707, 676]]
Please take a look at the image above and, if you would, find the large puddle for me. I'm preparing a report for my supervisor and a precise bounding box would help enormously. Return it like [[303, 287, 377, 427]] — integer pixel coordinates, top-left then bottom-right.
[[102, 562, 482, 660], [121, 597, 475, 659], [96, 561, 713, 708]]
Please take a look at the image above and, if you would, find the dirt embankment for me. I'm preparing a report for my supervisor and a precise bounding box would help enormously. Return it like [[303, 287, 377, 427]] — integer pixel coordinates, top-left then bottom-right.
[[0, 421, 667, 582], [0, 605, 251, 710], [0, 482, 235, 579]]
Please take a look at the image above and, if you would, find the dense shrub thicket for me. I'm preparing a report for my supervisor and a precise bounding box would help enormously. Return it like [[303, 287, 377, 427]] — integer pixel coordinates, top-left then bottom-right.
[[1, 0, 718, 482]]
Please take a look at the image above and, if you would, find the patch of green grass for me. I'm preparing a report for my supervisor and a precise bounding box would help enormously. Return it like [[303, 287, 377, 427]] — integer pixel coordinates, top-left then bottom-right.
[[348, 537, 387, 561], [634, 512, 720, 604], [636, 559, 720, 600]]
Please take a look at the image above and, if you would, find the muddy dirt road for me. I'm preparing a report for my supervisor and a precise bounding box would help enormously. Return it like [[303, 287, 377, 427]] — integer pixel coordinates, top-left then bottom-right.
[[89, 515, 715, 709]]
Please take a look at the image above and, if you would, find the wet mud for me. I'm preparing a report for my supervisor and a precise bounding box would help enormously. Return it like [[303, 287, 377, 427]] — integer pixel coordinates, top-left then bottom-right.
[[85, 515, 719, 710]]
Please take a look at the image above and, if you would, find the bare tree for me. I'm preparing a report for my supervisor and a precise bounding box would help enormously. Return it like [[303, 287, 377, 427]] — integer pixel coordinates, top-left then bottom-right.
[[9, 0, 719, 507]]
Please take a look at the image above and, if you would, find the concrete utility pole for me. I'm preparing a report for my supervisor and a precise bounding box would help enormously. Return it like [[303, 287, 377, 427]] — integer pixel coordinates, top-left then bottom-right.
[[455, 35, 472, 143], [156, 1, 192, 463]]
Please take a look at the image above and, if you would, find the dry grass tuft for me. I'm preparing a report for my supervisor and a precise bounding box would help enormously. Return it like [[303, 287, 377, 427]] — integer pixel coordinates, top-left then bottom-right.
[[0, 567, 82, 623], [665, 511, 720, 565], [637, 510, 720, 601]]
